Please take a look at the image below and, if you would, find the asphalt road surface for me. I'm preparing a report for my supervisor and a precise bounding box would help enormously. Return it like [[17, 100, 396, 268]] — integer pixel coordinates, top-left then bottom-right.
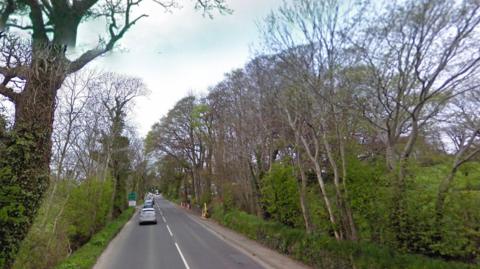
[[94, 196, 264, 269]]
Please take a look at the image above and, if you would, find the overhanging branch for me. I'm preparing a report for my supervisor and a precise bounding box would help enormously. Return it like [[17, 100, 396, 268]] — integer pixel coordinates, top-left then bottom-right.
[[68, 0, 147, 74]]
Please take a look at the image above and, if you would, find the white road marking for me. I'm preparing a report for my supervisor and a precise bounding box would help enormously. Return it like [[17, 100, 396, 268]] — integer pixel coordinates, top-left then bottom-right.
[[166, 224, 173, 236], [162, 216, 167, 223], [175, 242, 191, 269]]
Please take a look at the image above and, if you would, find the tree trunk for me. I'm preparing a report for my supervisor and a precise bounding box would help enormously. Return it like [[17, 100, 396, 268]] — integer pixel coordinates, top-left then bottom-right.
[[191, 167, 200, 203], [435, 166, 458, 224], [321, 119, 358, 241], [385, 141, 397, 171], [248, 160, 264, 217], [312, 162, 341, 240], [296, 153, 313, 233], [0, 76, 61, 268], [391, 118, 419, 249], [53, 15, 81, 48]]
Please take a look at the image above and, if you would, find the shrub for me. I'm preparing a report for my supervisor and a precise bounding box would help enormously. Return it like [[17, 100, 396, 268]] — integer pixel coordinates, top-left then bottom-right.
[[260, 163, 302, 228], [212, 208, 476, 269], [12, 177, 115, 269], [55, 207, 134, 269]]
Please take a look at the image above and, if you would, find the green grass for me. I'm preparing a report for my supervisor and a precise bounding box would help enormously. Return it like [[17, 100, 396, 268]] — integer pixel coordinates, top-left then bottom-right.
[[54, 207, 135, 269], [212, 207, 479, 269]]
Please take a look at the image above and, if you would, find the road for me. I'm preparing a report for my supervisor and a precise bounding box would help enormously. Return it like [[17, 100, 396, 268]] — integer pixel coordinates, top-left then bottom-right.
[[94, 196, 265, 269]]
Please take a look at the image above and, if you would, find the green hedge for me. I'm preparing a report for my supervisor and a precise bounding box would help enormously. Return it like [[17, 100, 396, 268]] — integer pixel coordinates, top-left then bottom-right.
[[212, 208, 477, 269], [55, 207, 134, 269]]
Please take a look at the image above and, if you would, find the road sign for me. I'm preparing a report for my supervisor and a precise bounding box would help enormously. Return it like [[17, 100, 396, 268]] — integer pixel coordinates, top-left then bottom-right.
[[128, 192, 137, 207]]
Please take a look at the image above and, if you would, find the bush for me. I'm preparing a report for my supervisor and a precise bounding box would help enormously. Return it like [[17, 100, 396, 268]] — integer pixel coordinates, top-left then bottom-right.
[[212, 208, 477, 269], [260, 163, 302, 228], [55, 207, 134, 269], [64, 178, 114, 249], [12, 177, 116, 269]]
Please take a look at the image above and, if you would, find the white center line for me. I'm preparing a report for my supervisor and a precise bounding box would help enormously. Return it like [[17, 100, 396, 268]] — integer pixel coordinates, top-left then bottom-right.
[[162, 216, 167, 223], [166, 224, 173, 236], [174, 242, 191, 269]]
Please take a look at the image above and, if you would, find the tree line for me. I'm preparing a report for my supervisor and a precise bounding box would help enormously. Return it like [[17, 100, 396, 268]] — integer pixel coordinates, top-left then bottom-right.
[[146, 0, 480, 263]]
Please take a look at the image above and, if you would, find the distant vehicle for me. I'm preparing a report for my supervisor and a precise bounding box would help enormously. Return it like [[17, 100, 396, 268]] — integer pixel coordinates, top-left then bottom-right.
[[139, 208, 157, 225], [143, 203, 154, 209], [145, 198, 154, 206]]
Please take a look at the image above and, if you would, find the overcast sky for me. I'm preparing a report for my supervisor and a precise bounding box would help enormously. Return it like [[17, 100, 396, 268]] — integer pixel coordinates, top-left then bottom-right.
[[74, 0, 284, 136]]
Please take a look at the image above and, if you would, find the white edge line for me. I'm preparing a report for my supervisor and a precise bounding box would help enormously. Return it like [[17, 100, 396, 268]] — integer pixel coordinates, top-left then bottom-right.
[[166, 224, 173, 236], [184, 213, 276, 269], [174, 242, 191, 269]]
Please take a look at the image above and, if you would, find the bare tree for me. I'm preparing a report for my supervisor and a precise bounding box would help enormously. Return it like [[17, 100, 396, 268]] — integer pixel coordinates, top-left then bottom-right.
[[90, 73, 147, 217]]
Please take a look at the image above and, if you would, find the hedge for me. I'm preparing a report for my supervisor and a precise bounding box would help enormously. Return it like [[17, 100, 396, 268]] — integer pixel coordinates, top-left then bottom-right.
[[212, 208, 477, 269]]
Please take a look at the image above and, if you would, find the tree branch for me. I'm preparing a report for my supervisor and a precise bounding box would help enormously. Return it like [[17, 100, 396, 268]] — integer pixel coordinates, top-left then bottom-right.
[[68, 1, 147, 74], [0, 83, 18, 102], [26, 0, 49, 42], [0, 0, 16, 31]]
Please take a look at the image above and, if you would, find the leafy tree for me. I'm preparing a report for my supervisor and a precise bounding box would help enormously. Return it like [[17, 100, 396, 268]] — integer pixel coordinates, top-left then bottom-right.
[[0, 1, 229, 267], [261, 163, 301, 227]]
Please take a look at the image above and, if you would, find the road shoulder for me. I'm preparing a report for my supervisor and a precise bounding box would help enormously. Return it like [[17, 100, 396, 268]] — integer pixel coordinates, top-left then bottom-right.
[[92, 209, 138, 269]]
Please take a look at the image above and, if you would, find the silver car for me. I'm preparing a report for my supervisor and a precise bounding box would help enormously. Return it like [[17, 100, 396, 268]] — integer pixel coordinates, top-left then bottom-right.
[[139, 208, 157, 225]]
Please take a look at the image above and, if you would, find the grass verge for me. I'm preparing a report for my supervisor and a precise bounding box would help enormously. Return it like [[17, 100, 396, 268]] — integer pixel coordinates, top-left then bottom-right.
[[211, 207, 478, 269], [54, 207, 135, 269]]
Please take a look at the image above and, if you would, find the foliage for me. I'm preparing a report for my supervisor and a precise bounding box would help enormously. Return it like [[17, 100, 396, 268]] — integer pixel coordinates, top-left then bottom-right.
[[12, 177, 115, 269], [345, 157, 393, 244], [11, 180, 72, 269], [64, 178, 114, 249], [54, 208, 134, 269], [261, 163, 302, 227], [212, 208, 477, 269], [402, 164, 480, 260], [0, 131, 50, 269]]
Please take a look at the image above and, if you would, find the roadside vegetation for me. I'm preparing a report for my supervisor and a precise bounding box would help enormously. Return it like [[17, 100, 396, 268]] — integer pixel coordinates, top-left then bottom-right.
[[7, 71, 152, 269], [146, 0, 480, 267], [54, 207, 134, 269], [212, 208, 476, 269]]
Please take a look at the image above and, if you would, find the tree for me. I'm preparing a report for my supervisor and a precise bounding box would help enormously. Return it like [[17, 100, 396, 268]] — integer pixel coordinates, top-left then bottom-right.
[[261, 163, 301, 227], [435, 90, 480, 223], [356, 0, 480, 248], [147, 96, 208, 203], [0, 1, 228, 267], [260, 0, 361, 240], [92, 72, 147, 217]]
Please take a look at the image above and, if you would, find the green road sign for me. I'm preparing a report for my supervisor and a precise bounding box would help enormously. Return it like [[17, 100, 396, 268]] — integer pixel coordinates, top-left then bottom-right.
[[128, 192, 137, 201]]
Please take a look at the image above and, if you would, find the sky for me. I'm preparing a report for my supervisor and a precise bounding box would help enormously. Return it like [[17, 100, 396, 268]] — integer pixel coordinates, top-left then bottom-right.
[[75, 0, 284, 136]]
